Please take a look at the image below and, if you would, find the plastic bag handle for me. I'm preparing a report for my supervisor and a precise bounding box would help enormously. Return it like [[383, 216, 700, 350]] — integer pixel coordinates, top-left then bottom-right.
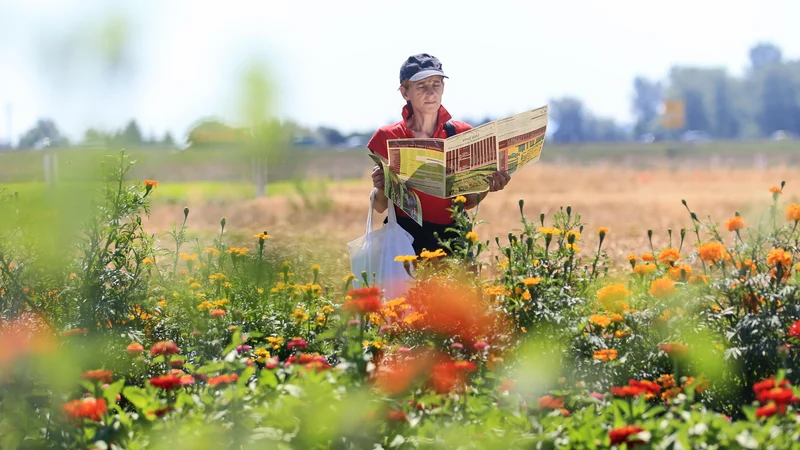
[[366, 188, 376, 234]]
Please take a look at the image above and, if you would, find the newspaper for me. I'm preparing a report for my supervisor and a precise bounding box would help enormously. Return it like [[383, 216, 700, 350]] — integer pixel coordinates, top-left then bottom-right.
[[372, 105, 548, 221]]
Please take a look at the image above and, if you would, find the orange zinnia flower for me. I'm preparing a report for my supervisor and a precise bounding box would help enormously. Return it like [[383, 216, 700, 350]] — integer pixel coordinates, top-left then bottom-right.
[[81, 369, 112, 383], [127, 342, 144, 354], [724, 216, 744, 231], [62, 397, 107, 422], [150, 341, 180, 356], [538, 395, 564, 409]]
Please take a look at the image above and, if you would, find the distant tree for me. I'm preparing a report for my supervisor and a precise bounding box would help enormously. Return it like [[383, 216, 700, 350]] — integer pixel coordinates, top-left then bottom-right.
[[550, 97, 586, 143], [713, 78, 740, 139], [120, 119, 143, 145], [18, 119, 63, 149], [316, 126, 345, 146], [682, 88, 711, 132], [749, 43, 782, 71], [186, 119, 249, 148], [83, 128, 109, 146], [162, 131, 175, 147], [631, 76, 662, 137], [757, 66, 800, 135]]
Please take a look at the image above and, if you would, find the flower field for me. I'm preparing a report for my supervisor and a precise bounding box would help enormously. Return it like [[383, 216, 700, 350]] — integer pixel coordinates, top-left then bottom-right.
[[3, 151, 800, 449]]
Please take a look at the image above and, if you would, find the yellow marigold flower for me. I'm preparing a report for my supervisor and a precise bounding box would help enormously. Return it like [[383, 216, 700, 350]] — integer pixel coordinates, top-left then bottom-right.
[[597, 227, 609, 235], [453, 195, 467, 204], [767, 248, 792, 267], [597, 284, 632, 310], [658, 248, 681, 265], [698, 242, 730, 264], [522, 277, 542, 287], [566, 243, 580, 253], [290, 307, 310, 324], [209, 272, 227, 283], [770, 186, 783, 195], [142, 257, 154, 265], [649, 277, 677, 299], [394, 255, 417, 263], [634, 263, 657, 276], [483, 285, 506, 296], [311, 264, 320, 272], [593, 349, 618, 362], [266, 336, 284, 350], [626, 254, 637, 262], [203, 247, 220, 256], [465, 231, 479, 243], [179, 253, 198, 261], [226, 247, 249, 257], [538, 227, 562, 236], [642, 253, 655, 262], [522, 290, 532, 301], [614, 330, 630, 338], [566, 230, 581, 240], [343, 273, 355, 282], [724, 216, 744, 232], [189, 282, 201, 290], [589, 314, 612, 328], [253, 232, 271, 240], [321, 305, 335, 315], [420, 248, 447, 259]]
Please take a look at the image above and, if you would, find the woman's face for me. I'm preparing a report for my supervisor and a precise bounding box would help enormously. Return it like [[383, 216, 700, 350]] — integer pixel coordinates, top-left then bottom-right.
[[402, 76, 444, 115]]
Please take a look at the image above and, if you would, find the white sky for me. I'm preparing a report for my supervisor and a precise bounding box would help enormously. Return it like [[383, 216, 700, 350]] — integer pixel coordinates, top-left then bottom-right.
[[1, 0, 799, 143]]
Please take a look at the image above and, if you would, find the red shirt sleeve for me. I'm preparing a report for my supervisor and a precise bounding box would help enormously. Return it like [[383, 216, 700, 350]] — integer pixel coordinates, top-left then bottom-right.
[[367, 128, 389, 161]]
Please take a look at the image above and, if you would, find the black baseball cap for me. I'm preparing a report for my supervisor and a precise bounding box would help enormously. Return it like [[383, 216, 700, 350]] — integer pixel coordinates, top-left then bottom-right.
[[400, 53, 448, 83]]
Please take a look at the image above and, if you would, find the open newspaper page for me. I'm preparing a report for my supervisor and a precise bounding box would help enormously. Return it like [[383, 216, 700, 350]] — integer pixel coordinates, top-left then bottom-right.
[[443, 122, 498, 197], [386, 138, 447, 198], [496, 105, 549, 175], [368, 153, 423, 226]]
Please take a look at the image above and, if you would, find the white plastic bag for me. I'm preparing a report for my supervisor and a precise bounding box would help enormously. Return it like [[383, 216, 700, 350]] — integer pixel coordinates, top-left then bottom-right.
[[347, 188, 416, 301]]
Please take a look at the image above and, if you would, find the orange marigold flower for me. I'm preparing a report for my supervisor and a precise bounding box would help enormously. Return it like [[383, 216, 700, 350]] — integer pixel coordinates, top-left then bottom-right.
[[649, 277, 676, 299], [770, 186, 783, 195], [597, 227, 609, 235], [658, 248, 681, 265], [767, 248, 792, 267], [668, 264, 692, 281], [81, 369, 112, 383], [786, 204, 800, 222], [593, 349, 618, 361], [634, 263, 657, 276], [589, 314, 612, 328], [626, 254, 637, 262], [143, 180, 158, 189], [698, 242, 730, 264], [62, 397, 107, 422], [610, 313, 623, 323], [150, 341, 180, 356], [126, 342, 144, 354], [641, 253, 655, 262], [724, 215, 744, 231], [522, 277, 541, 287]]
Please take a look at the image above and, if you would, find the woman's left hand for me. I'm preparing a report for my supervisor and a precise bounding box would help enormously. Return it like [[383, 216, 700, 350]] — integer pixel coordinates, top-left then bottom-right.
[[488, 170, 511, 192]]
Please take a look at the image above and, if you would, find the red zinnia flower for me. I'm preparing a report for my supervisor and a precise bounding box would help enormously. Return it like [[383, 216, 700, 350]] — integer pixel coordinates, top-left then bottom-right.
[[150, 341, 180, 356], [81, 369, 112, 384], [287, 337, 308, 350], [609, 425, 645, 447], [62, 397, 107, 422], [789, 321, 800, 338], [149, 374, 183, 390], [756, 403, 778, 418], [344, 286, 382, 315]]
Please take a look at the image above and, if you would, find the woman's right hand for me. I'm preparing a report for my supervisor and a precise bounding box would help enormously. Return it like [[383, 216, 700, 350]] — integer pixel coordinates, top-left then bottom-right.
[[371, 165, 385, 192]]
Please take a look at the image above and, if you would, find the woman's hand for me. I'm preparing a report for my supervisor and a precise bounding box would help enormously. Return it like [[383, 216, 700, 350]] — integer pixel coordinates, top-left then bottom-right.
[[488, 170, 511, 192], [371, 165, 385, 192]]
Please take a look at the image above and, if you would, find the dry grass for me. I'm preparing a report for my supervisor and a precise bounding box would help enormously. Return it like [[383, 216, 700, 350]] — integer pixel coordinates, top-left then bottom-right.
[[140, 163, 800, 271]]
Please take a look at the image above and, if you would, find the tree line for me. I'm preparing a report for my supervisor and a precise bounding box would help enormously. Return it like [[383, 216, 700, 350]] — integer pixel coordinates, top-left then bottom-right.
[[8, 41, 799, 150]]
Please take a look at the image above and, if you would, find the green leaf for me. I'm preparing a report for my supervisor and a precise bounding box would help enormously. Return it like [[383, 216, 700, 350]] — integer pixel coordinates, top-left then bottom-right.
[[2, 428, 24, 450], [104, 379, 126, 407], [196, 362, 227, 374], [259, 369, 279, 389], [122, 386, 151, 411]]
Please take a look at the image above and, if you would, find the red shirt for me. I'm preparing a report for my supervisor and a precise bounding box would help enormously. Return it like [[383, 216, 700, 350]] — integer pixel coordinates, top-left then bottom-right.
[[367, 104, 473, 225]]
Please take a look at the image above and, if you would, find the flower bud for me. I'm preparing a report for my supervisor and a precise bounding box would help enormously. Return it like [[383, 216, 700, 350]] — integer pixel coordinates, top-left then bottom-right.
[[184, 207, 190, 218]]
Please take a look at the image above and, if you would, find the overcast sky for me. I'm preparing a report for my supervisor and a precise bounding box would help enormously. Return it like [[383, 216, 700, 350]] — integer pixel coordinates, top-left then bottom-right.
[[2, 0, 799, 143]]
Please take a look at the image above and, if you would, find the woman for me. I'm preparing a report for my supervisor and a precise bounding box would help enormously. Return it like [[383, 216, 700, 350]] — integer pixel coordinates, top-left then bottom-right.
[[367, 53, 510, 256]]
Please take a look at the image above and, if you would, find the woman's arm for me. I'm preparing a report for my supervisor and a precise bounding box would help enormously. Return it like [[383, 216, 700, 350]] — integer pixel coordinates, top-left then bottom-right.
[[371, 165, 389, 213], [464, 191, 488, 210]]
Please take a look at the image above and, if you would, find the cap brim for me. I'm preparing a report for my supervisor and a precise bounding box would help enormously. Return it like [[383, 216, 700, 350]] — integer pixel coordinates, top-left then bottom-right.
[[408, 70, 448, 82]]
